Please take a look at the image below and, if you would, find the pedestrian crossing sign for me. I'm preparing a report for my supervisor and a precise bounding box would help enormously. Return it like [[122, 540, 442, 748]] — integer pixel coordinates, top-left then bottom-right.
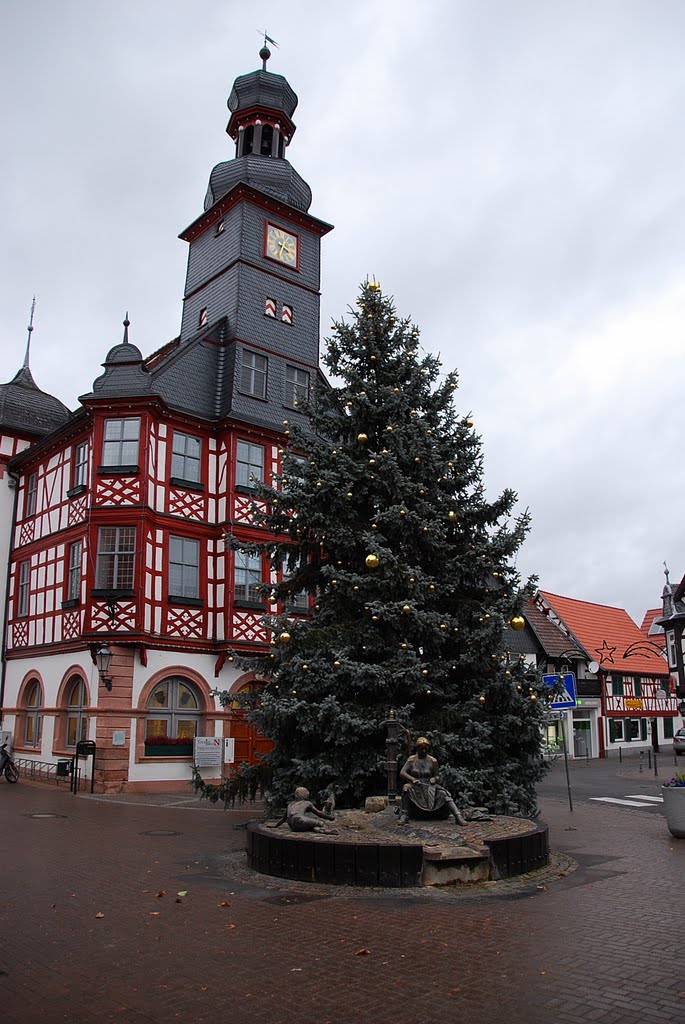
[[542, 672, 577, 709]]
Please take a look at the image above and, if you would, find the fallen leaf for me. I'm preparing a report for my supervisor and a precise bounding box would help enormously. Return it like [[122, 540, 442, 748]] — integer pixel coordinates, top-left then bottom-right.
[[177, 891, 188, 897], [95, 912, 105, 919], [290, 968, 303, 972], [149, 911, 160, 916], [354, 948, 371, 956], [227, 923, 237, 929], [218, 901, 231, 907], [156, 891, 165, 898], [540, 971, 546, 976]]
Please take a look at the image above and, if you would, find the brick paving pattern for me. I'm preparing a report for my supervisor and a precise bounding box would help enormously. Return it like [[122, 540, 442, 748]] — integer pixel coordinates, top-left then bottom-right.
[[1, 776, 684, 1024]]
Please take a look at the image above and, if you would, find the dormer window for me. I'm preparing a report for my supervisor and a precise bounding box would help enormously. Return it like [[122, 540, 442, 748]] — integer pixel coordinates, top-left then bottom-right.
[[215, 219, 225, 235]]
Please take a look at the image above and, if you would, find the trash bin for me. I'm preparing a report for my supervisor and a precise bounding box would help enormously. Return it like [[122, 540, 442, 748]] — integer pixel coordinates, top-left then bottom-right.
[[56, 759, 71, 777]]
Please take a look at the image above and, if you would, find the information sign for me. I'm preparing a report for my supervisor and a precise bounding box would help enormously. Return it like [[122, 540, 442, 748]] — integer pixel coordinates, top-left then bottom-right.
[[224, 738, 236, 764], [542, 672, 577, 710], [193, 736, 222, 769]]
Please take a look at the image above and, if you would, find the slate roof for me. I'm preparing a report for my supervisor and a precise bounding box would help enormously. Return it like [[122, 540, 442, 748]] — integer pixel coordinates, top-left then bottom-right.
[[228, 69, 298, 120], [205, 154, 312, 212], [0, 365, 72, 437], [539, 590, 668, 677]]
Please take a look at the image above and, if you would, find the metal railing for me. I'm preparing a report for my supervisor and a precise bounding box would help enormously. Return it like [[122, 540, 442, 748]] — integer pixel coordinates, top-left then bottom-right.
[[13, 757, 75, 786]]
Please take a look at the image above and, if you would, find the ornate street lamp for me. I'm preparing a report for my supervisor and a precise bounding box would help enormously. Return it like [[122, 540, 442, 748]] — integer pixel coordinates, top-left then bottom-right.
[[96, 644, 113, 691]]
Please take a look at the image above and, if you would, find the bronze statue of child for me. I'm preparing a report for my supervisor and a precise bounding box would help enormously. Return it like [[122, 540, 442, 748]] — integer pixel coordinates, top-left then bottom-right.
[[269, 787, 337, 833]]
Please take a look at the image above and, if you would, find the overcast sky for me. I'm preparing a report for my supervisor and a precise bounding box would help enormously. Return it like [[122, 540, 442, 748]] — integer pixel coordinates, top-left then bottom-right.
[[1, 1, 683, 624]]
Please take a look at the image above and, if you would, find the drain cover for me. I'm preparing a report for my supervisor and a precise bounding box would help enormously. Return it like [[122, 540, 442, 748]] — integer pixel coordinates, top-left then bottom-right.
[[140, 829, 183, 837]]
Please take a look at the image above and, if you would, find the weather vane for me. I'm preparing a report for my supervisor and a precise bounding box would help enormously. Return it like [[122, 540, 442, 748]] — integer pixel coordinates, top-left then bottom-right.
[[258, 29, 279, 48], [257, 29, 279, 70]]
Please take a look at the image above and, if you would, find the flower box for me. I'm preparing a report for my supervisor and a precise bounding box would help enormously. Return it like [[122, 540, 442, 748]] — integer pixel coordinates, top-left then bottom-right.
[[144, 737, 194, 758]]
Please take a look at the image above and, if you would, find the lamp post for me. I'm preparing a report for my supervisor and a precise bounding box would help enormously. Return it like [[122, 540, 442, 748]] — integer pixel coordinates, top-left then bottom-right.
[[383, 709, 401, 805], [96, 644, 113, 691]]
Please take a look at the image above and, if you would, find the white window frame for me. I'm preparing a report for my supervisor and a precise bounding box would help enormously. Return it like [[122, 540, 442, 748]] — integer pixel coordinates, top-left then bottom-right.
[[234, 550, 263, 604], [26, 472, 37, 516], [241, 349, 268, 399], [101, 417, 141, 468], [95, 527, 136, 590], [73, 441, 89, 488], [667, 630, 677, 669], [169, 536, 200, 599], [67, 540, 82, 602], [171, 431, 201, 484], [17, 560, 30, 617], [236, 441, 264, 489], [285, 365, 310, 407]]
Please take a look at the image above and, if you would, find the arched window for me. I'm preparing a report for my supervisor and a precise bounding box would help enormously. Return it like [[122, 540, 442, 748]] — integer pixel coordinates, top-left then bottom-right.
[[23, 679, 42, 747], [66, 677, 88, 748], [145, 677, 201, 743]]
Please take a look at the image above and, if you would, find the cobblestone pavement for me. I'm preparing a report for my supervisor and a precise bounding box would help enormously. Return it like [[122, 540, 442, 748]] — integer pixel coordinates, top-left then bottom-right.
[[1, 778, 684, 1024]]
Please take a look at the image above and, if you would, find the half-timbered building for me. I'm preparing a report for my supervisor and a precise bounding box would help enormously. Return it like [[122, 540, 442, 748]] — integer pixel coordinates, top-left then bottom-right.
[[0, 48, 332, 792], [536, 590, 680, 758]]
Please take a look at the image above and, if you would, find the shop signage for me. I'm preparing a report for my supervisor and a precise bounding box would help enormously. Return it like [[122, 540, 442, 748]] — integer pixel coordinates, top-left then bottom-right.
[[193, 736, 222, 768], [625, 698, 644, 710]]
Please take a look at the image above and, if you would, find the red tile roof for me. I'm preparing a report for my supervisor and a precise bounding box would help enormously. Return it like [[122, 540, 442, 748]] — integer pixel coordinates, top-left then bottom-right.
[[524, 600, 584, 658], [639, 608, 665, 644], [539, 591, 669, 678]]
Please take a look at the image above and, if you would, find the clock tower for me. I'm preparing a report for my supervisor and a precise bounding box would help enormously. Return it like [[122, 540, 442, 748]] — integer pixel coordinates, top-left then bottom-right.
[[178, 44, 333, 432]]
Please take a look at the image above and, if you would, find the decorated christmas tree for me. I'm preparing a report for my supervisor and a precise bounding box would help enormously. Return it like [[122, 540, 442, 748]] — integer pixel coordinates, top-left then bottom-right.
[[218, 281, 549, 815]]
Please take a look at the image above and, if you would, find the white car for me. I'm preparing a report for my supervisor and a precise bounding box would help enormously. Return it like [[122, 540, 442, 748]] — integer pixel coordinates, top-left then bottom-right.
[[674, 728, 685, 755]]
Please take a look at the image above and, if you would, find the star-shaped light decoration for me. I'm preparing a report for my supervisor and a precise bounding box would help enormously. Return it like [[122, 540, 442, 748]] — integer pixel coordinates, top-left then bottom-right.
[[594, 639, 617, 665]]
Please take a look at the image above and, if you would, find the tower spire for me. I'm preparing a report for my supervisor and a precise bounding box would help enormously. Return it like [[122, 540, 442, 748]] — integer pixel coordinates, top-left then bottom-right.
[[24, 295, 36, 368], [257, 29, 279, 70], [122, 312, 130, 345]]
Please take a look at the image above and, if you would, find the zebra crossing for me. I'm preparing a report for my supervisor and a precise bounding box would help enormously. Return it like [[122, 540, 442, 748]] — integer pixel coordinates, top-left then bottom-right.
[[590, 794, 664, 810]]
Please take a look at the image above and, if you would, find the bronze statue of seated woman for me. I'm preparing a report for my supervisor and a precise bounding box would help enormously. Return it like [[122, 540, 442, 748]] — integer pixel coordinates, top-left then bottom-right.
[[398, 737, 467, 826]]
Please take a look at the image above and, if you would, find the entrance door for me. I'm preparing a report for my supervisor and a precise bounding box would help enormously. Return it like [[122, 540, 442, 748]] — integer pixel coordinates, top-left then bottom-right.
[[573, 720, 591, 757], [227, 684, 273, 767]]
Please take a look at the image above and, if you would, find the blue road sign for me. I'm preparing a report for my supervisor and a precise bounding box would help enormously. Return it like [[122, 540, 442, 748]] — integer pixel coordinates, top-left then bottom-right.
[[542, 672, 577, 710]]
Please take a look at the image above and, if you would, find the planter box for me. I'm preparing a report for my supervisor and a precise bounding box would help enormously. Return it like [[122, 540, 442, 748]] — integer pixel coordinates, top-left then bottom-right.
[[145, 744, 193, 758], [662, 785, 685, 838]]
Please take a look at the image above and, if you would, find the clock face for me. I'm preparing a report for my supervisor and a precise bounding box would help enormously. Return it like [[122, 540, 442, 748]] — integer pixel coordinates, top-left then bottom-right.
[[266, 223, 298, 267]]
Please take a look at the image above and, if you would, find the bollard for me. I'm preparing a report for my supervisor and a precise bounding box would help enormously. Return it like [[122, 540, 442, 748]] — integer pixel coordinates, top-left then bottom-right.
[[654, 753, 658, 777], [648, 749, 652, 770], [639, 750, 643, 773], [619, 746, 622, 763]]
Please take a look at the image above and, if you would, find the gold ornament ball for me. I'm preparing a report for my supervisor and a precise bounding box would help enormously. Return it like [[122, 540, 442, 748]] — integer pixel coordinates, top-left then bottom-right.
[[278, 631, 292, 644], [448, 510, 457, 521], [510, 615, 526, 631], [357, 432, 368, 443], [402, 604, 412, 613], [479, 695, 486, 702], [365, 553, 380, 569]]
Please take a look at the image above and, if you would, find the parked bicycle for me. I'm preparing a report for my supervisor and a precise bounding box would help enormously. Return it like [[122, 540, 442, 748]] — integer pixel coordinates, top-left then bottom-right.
[[0, 741, 19, 783]]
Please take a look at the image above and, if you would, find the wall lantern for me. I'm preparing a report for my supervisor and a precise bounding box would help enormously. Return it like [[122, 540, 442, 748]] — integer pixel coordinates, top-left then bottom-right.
[[96, 644, 113, 691]]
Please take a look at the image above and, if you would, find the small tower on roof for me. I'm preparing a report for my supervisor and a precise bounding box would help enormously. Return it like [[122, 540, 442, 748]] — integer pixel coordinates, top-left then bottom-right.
[[0, 300, 71, 438]]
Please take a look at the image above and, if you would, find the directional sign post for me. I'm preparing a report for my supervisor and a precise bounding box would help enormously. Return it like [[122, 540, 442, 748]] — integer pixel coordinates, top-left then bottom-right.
[[542, 673, 576, 812], [543, 672, 577, 710]]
